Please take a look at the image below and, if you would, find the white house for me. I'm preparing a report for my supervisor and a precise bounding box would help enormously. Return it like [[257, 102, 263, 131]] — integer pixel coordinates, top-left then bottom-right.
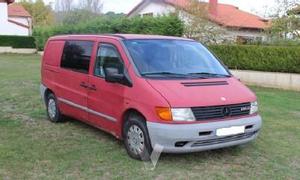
[[0, 0, 32, 36], [127, 0, 269, 43]]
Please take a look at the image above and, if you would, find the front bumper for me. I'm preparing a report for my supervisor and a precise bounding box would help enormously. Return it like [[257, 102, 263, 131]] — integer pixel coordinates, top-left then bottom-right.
[[147, 115, 262, 153]]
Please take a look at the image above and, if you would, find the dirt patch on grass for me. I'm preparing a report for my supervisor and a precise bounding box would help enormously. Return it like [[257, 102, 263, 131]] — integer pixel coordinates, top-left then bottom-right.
[[0, 101, 37, 126], [291, 111, 300, 118]]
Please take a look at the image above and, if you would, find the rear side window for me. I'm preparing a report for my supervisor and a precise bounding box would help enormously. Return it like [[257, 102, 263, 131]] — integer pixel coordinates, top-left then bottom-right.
[[61, 40, 94, 74]]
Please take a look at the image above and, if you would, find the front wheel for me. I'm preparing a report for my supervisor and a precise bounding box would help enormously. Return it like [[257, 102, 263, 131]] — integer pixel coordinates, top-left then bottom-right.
[[123, 113, 152, 161]]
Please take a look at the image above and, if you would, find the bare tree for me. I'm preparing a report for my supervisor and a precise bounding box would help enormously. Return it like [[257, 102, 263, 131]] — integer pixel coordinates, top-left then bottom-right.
[[271, 0, 299, 17], [267, 0, 300, 40], [79, 0, 103, 14], [55, 0, 74, 12]]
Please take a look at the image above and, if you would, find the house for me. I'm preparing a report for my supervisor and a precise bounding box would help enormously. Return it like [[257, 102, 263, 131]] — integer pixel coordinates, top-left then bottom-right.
[[0, 0, 32, 36], [127, 0, 269, 42]]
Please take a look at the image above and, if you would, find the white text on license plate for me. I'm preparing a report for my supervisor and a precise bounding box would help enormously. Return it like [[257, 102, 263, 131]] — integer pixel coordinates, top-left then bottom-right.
[[216, 126, 245, 137]]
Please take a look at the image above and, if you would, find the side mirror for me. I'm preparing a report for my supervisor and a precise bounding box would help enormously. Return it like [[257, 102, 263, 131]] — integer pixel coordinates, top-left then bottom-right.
[[104, 66, 124, 83], [103, 64, 132, 87]]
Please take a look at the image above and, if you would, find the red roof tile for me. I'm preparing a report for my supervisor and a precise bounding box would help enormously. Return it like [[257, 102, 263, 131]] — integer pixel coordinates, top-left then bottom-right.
[[128, 0, 268, 29], [8, 4, 31, 17], [209, 4, 268, 29]]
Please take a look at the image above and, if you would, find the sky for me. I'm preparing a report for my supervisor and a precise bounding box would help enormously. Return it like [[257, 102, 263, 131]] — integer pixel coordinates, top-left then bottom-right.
[[41, 0, 279, 17]]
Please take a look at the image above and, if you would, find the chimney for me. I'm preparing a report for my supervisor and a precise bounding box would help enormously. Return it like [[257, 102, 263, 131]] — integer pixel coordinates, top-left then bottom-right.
[[209, 0, 218, 16], [0, 0, 9, 23]]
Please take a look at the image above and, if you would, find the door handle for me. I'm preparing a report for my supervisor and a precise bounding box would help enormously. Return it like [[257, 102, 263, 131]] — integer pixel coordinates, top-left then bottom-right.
[[88, 84, 97, 91], [80, 82, 89, 88]]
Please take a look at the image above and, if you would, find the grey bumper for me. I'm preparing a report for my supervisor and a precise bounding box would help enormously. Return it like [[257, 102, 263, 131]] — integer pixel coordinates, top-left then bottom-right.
[[40, 84, 47, 104], [147, 115, 262, 153]]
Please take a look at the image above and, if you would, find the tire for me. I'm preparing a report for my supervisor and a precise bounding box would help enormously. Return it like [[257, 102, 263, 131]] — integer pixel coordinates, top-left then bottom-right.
[[46, 93, 64, 123], [123, 113, 152, 161]]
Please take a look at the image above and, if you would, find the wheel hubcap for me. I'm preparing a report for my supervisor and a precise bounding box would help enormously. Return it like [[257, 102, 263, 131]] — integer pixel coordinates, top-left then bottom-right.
[[127, 125, 145, 155], [48, 99, 56, 119]]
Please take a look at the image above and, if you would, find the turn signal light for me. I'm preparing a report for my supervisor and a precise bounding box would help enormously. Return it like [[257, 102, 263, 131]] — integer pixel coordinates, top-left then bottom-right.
[[155, 107, 172, 121]]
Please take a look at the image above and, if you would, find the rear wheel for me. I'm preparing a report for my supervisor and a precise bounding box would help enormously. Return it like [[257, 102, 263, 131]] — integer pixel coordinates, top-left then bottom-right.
[[46, 93, 64, 123], [123, 113, 152, 161]]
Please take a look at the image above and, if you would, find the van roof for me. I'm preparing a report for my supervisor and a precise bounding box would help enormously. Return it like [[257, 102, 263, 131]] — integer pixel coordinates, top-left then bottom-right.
[[48, 34, 193, 41]]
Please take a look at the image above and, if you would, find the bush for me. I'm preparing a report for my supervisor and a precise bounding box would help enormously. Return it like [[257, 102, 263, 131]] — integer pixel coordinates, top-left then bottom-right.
[[0, 35, 36, 48], [34, 15, 184, 50], [209, 45, 300, 74]]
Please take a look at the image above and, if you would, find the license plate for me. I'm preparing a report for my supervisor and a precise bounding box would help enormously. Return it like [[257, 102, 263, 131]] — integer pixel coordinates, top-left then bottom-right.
[[216, 126, 245, 137]]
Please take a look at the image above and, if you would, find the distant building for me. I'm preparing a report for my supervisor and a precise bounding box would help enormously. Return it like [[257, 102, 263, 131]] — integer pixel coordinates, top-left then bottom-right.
[[127, 0, 269, 43], [0, 0, 32, 36]]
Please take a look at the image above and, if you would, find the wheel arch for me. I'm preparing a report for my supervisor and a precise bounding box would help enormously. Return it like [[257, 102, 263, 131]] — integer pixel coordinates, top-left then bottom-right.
[[43, 87, 55, 104], [121, 108, 147, 138]]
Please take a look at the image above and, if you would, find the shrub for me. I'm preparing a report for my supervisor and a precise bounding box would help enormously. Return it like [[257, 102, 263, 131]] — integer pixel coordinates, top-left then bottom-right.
[[0, 35, 36, 48], [208, 45, 300, 74], [33, 15, 184, 50]]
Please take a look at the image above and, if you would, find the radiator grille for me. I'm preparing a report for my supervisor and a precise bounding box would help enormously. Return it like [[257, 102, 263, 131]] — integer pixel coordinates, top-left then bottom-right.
[[191, 102, 251, 121]]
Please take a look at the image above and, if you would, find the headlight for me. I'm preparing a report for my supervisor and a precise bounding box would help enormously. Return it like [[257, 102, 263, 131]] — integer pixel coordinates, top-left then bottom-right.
[[171, 108, 196, 122], [250, 101, 258, 114]]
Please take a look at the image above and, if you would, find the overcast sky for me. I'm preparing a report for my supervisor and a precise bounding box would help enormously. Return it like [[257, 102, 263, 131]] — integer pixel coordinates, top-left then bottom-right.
[[41, 0, 280, 17]]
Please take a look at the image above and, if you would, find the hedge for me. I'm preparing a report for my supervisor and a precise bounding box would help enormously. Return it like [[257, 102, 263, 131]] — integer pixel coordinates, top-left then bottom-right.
[[33, 15, 184, 50], [32, 15, 300, 74], [209, 45, 300, 74], [0, 35, 36, 48]]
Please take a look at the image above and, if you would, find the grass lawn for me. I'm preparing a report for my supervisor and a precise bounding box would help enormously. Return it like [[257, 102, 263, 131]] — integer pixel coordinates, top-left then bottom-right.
[[0, 54, 300, 179]]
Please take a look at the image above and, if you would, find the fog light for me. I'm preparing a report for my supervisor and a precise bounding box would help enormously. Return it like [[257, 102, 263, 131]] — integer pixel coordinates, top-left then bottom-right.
[[175, 141, 189, 147]]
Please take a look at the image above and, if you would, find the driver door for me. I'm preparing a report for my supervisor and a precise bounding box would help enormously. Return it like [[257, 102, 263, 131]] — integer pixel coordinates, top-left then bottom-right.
[[87, 39, 126, 135]]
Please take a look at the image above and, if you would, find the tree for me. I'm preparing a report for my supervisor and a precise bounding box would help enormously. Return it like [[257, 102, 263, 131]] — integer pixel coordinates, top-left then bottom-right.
[[54, 0, 103, 25], [176, 0, 225, 43], [55, 0, 74, 12], [18, 0, 54, 27], [105, 11, 126, 18], [267, 0, 300, 39], [60, 9, 100, 25], [79, 0, 103, 14]]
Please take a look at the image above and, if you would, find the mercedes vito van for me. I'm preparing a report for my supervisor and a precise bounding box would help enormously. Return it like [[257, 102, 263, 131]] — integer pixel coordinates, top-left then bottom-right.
[[41, 34, 262, 160]]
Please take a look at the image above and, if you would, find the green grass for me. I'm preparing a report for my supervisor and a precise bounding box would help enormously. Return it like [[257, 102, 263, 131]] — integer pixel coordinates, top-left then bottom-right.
[[0, 54, 300, 179]]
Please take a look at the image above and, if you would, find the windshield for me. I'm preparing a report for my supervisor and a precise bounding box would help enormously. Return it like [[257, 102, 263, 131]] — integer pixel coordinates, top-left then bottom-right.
[[124, 39, 230, 79]]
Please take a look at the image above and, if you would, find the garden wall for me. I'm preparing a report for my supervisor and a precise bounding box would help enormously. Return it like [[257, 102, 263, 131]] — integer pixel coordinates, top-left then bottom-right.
[[231, 70, 300, 91]]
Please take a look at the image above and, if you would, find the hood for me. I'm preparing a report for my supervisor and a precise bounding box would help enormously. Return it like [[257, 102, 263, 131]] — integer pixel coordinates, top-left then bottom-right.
[[146, 77, 256, 107]]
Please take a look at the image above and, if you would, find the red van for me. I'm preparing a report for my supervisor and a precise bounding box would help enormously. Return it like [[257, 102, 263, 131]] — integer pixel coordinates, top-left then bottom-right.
[[41, 34, 262, 160]]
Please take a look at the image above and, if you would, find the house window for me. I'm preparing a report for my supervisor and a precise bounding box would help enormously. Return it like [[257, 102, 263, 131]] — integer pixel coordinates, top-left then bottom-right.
[[142, 13, 154, 17], [237, 36, 262, 44]]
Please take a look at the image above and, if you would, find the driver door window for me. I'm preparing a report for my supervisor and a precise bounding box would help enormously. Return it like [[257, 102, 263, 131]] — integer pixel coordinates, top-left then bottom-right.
[[94, 44, 124, 77]]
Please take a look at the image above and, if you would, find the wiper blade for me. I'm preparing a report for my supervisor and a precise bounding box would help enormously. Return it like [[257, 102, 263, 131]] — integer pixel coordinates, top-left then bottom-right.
[[188, 72, 231, 77], [141, 72, 187, 77]]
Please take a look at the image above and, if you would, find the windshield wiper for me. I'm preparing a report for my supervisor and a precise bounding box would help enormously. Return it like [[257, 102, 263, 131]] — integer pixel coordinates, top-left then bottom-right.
[[141, 72, 188, 77], [188, 72, 231, 78]]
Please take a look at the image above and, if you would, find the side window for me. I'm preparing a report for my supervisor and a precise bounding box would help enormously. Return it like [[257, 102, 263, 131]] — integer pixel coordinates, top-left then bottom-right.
[[61, 40, 94, 74], [94, 44, 124, 77]]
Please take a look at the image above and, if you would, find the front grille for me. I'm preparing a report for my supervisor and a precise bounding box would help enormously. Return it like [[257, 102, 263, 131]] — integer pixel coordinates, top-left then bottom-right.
[[191, 131, 258, 147], [191, 102, 251, 121]]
